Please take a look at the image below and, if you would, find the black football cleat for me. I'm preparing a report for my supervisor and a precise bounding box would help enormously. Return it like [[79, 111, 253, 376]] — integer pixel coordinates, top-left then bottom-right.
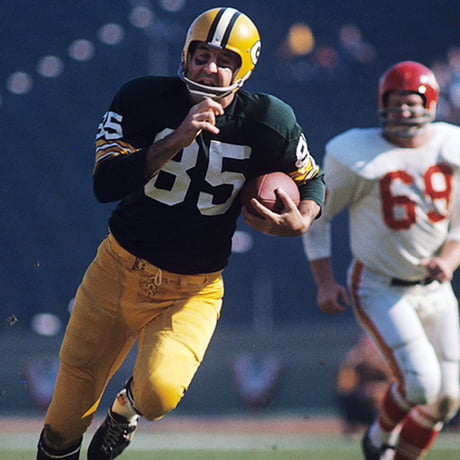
[[87, 409, 139, 459]]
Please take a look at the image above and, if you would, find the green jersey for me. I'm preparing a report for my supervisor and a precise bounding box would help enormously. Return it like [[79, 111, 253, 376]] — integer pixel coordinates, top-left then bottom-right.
[[94, 76, 324, 274]]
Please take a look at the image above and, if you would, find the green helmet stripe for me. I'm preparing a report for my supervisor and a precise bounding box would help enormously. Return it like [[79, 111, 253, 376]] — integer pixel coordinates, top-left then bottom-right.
[[206, 7, 241, 49]]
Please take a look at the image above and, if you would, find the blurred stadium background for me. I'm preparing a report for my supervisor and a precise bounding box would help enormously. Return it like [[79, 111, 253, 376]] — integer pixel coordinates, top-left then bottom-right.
[[1, 0, 460, 420]]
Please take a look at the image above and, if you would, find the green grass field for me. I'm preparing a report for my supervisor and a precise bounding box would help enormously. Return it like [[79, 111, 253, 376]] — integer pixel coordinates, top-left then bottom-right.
[[2, 447, 460, 460], [2, 432, 460, 460]]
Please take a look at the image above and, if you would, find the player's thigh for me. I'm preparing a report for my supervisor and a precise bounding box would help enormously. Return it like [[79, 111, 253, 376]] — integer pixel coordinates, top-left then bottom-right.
[[60, 237, 136, 372], [45, 239, 138, 439], [423, 282, 460, 362], [133, 276, 223, 416], [352, 276, 442, 401], [352, 277, 425, 348], [423, 283, 460, 404]]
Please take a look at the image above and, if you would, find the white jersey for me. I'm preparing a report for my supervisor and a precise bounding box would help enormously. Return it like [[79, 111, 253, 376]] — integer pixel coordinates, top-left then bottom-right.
[[304, 122, 460, 280]]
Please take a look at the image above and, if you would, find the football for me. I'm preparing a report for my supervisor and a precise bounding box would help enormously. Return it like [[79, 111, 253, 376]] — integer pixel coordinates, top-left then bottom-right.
[[240, 172, 300, 215]]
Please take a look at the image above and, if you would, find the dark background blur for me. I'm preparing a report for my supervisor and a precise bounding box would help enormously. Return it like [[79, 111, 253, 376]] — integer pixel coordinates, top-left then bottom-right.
[[1, 0, 460, 415]]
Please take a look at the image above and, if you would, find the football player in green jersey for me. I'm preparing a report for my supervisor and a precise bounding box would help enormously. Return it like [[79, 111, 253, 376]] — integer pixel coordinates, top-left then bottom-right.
[[37, 7, 325, 460]]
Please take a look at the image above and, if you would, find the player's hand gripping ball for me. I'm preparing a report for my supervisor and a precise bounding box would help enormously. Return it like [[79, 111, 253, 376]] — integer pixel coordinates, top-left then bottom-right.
[[240, 172, 300, 215]]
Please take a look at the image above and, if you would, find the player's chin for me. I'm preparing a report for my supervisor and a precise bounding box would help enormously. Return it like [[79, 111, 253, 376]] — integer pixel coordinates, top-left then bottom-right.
[[198, 79, 217, 87]]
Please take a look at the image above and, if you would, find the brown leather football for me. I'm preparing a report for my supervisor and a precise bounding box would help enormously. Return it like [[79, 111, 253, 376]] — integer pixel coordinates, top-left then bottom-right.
[[240, 172, 300, 215]]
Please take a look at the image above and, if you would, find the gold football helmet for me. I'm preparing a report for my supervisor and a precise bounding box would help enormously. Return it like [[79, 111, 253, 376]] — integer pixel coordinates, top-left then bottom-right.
[[179, 7, 261, 99]]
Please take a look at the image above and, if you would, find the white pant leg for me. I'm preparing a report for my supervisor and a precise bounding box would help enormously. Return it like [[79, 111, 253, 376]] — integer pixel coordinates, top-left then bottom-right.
[[348, 262, 450, 406], [420, 281, 460, 420]]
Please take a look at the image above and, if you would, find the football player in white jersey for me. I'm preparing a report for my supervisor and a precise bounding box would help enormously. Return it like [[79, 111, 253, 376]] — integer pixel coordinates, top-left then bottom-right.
[[303, 61, 460, 460]]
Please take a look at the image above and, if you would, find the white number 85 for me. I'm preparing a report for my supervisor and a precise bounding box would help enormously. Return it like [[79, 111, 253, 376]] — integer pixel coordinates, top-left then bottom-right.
[[144, 129, 251, 216]]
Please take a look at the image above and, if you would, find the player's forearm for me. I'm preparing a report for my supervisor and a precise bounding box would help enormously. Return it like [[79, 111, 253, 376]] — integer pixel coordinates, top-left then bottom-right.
[[144, 131, 188, 179], [299, 200, 321, 232], [439, 240, 460, 272], [298, 171, 326, 212], [309, 257, 336, 287]]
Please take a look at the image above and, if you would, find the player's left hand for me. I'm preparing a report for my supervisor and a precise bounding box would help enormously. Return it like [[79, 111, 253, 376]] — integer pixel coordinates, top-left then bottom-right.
[[419, 257, 453, 282], [242, 188, 315, 236]]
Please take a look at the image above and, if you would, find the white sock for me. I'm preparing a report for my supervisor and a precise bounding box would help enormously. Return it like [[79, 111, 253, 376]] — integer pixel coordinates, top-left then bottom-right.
[[387, 425, 401, 446], [111, 388, 139, 422], [369, 422, 386, 447], [369, 421, 400, 447]]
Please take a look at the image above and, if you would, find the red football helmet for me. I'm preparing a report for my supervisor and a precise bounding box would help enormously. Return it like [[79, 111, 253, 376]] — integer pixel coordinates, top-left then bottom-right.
[[378, 61, 439, 136]]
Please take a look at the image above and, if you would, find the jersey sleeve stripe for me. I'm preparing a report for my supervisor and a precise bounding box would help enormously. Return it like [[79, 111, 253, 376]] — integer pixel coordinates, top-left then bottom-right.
[[95, 140, 137, 163]]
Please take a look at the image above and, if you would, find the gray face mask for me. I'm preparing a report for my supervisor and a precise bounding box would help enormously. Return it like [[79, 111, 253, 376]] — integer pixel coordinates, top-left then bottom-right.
[[379, 107, 434, 138], [177, 65, 243, 101]]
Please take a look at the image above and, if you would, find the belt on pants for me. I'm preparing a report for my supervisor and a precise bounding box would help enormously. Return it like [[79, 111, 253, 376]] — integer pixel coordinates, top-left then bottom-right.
[[106, 232, 222, 286], [390, 277, 434, 286]]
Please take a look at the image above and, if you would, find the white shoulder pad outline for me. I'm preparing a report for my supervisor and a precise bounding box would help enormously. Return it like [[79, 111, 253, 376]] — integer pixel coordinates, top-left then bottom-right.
[[435, 122, 460, 168], [326, 127, 394, 180]]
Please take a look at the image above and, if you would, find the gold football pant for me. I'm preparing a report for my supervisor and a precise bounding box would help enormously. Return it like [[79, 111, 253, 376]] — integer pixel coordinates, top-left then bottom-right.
[[44, 233, 223, 445]]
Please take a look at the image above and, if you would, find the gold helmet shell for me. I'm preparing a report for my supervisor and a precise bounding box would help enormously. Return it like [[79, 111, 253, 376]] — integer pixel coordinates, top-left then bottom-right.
[[179, 7, 261, 99]]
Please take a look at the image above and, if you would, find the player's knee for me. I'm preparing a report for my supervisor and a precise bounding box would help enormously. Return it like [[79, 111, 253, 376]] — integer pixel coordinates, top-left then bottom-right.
[[135, 377, 184, 420], [439, 395, 460, 422], [395, 340, 441, 405], [403, 368, 441, 405], [425, 395, 460, 423]]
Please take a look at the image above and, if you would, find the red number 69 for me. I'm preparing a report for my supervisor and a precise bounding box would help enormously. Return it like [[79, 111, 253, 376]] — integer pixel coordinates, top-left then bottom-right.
[[379, 164, 452, 230]]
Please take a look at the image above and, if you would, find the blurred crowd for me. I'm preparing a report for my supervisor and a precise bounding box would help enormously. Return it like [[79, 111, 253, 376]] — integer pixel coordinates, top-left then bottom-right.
[[432, 46, 460, 124], [276, 21, 376, 83]]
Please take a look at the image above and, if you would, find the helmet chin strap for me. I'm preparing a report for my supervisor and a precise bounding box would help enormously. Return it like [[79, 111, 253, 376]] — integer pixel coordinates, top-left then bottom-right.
[[178, 67, 245, 101]]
